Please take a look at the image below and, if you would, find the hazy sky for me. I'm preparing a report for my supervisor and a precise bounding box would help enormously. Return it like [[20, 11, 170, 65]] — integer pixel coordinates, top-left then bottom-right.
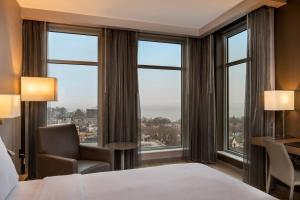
[[48, 30, 247, 120], [227, 31, 247, 117], [48, 32, 98, 112]]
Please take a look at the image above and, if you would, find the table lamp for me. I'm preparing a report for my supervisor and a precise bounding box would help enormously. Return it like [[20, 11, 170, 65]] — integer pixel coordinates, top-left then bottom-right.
[[0, 95, 20, 157], [264, 90, 294, 139], [0, 95, 21, 125]]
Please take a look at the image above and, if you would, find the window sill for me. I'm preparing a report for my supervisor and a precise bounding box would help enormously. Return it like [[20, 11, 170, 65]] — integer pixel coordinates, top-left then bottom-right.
[[141, 148, 183, 161], [217, 151, 243, 163]]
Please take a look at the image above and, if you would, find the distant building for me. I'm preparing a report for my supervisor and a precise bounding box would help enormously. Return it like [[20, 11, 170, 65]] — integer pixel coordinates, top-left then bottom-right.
[[86, 108, 98, 119], [231, 137, 240, 148]]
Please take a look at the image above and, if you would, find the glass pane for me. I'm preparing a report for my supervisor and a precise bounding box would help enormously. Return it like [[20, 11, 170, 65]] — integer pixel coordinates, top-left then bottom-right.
[[138, 40, 182, 67], [228, 63, 246, 154], [48, 32, 98, 62], [228, 30, 247, 63], [138, 69, 181, 151], [47, 64, 98, 145]]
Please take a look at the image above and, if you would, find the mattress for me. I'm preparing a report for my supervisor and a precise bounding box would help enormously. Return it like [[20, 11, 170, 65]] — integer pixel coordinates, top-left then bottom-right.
[[7, 163, 277, 200]]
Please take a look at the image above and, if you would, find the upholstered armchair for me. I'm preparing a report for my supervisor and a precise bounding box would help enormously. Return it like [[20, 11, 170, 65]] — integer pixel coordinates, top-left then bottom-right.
[[36, 124, 114, 179]]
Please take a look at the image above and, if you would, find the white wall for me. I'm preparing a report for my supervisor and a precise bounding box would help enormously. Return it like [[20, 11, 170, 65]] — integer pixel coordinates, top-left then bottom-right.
[[0, 0, 22, 173]]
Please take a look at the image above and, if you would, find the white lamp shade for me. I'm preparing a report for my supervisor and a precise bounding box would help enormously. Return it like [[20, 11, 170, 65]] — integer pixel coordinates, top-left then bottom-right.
[[21, 77, 57, 102], [264, 90, 294, 111], [0, 95, 21, 118]]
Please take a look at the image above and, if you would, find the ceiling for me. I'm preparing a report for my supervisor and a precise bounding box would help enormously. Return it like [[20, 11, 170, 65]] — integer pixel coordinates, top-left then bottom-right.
[[17, 0, 244, 30]]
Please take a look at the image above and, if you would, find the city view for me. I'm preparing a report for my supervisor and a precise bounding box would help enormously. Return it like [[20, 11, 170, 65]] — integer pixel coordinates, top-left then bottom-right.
[[47, 105, 240, 153], [47, 106, 182, 150], [141, 117, 181, 151], [228, 116, 244, 154], [47, 107, 98, 144], [138, 67, 182, 152]]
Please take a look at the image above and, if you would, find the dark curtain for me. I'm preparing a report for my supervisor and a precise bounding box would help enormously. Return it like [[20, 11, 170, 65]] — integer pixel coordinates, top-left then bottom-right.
[[243, 7, 275, 190], [22, 20, 47, 178], [183, 35, 216, 163], [103, 29, 140, 170]]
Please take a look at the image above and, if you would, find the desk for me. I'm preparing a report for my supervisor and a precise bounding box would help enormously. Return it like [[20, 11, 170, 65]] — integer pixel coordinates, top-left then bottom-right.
[[252, 137, 300, 156], [105, 142, 138, 170], [252, 136, 300, 191]]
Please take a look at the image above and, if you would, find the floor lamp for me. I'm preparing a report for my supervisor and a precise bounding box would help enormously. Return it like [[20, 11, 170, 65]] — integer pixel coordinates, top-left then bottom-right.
[[20, 77, 57, 174], [264, 90, 294, 139]]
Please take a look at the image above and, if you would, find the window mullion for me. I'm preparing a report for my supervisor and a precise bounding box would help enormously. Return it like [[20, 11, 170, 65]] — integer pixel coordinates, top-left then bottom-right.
[[48, 59, 99, 66]]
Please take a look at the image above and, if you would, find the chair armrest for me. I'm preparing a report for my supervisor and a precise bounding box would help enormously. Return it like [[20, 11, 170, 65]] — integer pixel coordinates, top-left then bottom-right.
[[79, 145, 114, 169], [37, 154, 78, 179]]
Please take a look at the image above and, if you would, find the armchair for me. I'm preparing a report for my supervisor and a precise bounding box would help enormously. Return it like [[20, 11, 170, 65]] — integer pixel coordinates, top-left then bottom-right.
[[36, 124, 114, 179]]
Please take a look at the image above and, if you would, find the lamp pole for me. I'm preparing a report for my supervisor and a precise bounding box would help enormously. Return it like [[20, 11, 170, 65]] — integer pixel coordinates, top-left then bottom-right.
[[282, 110, 285, 139]]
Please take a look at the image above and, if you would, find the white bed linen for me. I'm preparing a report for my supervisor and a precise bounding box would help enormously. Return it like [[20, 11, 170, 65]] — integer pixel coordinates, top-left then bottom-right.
[[7, 179, 42, 200], [0, 137, 19, 200], [7, 163, 277, 200]]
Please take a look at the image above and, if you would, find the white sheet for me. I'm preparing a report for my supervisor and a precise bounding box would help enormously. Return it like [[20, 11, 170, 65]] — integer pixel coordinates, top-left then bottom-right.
[[0, 137, 19, 200], [7, 163, 277, 200], [7, 179, 42, 200]]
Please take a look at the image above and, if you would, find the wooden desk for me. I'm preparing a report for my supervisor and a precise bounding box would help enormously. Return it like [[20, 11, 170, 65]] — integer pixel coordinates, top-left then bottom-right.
[[252, 136, 300, 156]]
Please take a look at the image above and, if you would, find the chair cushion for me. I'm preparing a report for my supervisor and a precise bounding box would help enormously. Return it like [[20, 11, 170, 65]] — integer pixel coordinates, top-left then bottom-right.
[[78, 160, 110, 174]]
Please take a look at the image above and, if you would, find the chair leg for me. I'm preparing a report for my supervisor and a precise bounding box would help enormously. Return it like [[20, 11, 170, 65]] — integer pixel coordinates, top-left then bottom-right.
[[266, 172, 271, 193], [289, 184, 294, 200]]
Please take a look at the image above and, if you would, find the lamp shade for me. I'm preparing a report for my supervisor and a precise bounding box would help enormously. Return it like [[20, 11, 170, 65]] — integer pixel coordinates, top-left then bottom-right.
[[0, 95, 20, 118], [21, 77, 57, 102], [264, 90, 294, 111]]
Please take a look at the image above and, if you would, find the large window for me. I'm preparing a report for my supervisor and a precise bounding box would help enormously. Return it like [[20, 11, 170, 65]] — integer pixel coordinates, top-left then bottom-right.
[[138, 39, 182, 151], [47, 28, 101, 145], [224, 28, 248, 155]]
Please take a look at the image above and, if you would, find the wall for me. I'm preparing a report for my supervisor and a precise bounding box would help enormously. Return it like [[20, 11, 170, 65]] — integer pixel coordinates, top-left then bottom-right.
[[0, 0, 22, 172], [275, 0, 300, 136]]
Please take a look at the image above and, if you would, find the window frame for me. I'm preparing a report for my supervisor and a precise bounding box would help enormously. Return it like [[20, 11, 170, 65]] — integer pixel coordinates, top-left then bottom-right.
[[223, 22, 249, 157], [137, 33, 185, 152], [46, 23, 105, 146]]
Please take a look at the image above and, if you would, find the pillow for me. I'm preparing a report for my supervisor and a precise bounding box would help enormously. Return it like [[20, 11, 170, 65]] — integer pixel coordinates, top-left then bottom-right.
[[0, 137, 18, 200]]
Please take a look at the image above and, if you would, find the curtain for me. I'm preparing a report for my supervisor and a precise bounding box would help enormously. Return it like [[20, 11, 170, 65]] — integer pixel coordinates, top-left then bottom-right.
[[243, 7, 275, 190], [22, 20, 47, 178], [183, 35, 216, 163], [103, 29, 140, 170]]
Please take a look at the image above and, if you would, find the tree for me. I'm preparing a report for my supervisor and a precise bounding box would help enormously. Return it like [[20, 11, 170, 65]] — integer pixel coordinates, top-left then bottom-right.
[[146, 117, 171, 127], [73, 109, 85, 119], [56, 107, 67, 120], [156, 126, 179, 146]]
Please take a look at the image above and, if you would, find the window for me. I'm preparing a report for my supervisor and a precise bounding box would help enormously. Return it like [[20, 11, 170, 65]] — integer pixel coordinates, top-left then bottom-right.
[[224, 28, 248, 155], [138, 38, 182, 151], [47, 29, 101, 145], [138, 41, 182, 67]]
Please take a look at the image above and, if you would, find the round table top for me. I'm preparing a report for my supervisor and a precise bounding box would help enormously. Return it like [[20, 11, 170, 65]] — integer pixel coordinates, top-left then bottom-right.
[[105, 142, 138, 150]]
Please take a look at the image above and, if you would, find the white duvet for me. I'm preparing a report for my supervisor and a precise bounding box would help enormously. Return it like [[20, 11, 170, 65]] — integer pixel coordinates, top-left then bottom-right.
[[8, 163, 277, 200]]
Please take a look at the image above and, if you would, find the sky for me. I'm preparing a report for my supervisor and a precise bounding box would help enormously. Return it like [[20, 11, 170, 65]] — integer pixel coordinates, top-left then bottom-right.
[[227, 31, 247, 117], [48, 30, 247, 120]]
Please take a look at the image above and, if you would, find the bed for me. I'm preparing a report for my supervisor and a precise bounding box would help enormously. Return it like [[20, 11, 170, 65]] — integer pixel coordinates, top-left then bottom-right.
[[7, 163, 277, 200]]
